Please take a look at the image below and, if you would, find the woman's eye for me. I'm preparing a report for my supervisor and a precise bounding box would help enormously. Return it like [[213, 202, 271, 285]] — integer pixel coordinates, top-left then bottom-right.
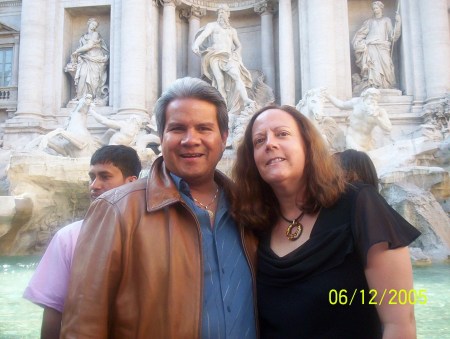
[[254, 137, 264, 145], [277, 131, 289, 137]]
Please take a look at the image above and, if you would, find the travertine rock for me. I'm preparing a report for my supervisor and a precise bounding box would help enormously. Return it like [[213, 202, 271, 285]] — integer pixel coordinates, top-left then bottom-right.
[[0, 153, 91, 255]]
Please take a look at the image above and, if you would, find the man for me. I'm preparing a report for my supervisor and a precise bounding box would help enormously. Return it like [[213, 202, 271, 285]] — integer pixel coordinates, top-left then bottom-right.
[[192, 4, 254, 112], [61, 77, 258, 338], [326, 87, 392, 151], [23, 145, 141, 339], [353, 1, 401, 90]]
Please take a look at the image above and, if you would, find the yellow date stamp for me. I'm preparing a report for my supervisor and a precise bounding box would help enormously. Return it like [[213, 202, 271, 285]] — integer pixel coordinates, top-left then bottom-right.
[[329, 289, 427, 305]]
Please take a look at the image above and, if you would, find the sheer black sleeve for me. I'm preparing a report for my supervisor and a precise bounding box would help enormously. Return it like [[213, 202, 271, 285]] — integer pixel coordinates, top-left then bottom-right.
[[350, 184, 421, 266]]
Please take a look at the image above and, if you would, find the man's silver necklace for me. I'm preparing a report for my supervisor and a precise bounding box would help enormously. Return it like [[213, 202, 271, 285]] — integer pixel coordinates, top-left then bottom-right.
[[193, 186, 219, 219]]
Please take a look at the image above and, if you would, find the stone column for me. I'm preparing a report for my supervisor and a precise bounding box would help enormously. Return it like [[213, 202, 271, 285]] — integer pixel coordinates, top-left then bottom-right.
[[278, 0, 295, 105], [180, 6, 205, 78], [300, 0, 350, 98], [147, 0, 160, 110], [14, 0, 47, 120], [161, 0, 179, 91], [118, 0, 148, 117], [418, 0, 450, 101], [254, 1, 276, 90], [400, 0, 426, 104]]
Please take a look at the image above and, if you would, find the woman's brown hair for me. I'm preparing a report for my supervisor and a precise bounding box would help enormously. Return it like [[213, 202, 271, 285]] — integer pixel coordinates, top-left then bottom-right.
[[231, 105, 346, 233]]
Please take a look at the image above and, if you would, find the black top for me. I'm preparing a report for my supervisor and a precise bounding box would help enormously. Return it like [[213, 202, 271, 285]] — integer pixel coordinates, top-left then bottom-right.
[[257, 184, 421, 339]]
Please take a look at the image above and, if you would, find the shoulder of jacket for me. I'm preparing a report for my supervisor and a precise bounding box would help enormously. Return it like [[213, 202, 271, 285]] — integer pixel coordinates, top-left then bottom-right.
[[98, 178, 147, 205]]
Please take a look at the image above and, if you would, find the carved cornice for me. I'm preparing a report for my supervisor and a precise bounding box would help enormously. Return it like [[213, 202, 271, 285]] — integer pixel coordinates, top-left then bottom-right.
[[180, 5, 206, 20], [0, 1, 21, 7], [254, 0, 276, 15], [158, 0, 182, 7], [179, 0, 269, 11]]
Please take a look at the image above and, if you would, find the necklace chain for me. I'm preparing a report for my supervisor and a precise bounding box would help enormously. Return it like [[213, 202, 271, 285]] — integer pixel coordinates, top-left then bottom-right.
[[193, 186, 219, 218], [280, 211, 305, 241]]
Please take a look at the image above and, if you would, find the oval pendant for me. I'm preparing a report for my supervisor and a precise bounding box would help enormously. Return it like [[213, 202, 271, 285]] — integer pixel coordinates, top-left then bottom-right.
[[286, 221, 303, 241]]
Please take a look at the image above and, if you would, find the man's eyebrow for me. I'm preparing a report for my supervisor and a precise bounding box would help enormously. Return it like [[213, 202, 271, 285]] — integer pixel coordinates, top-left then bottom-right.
[[89, 170, 113, 176]]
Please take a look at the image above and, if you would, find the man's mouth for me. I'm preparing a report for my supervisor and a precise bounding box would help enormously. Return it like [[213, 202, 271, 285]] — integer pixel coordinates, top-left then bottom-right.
[[180, 153, 203, 158]]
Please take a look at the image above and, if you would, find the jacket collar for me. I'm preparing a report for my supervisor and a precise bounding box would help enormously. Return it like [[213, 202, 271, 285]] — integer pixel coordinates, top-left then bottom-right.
[[146, 156, 232, 213]]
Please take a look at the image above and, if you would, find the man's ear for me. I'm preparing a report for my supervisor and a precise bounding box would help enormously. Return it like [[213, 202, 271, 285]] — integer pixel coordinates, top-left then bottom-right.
[[221, 131, 229, 150], [127, 176, 138, 183]]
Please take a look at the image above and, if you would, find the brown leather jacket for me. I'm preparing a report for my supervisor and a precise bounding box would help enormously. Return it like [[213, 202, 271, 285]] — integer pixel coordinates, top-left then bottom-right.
[[61, 156, 258, 338]]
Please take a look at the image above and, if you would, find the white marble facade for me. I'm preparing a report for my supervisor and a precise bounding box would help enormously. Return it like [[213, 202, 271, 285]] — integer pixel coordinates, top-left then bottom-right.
[[0, 0, 447, 146], [0, 0, 445, 118], [0, 0, 449, 256]]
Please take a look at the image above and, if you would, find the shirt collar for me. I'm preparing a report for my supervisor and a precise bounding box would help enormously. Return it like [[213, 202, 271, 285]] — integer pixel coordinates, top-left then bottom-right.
[[169, 173, 192, 199]]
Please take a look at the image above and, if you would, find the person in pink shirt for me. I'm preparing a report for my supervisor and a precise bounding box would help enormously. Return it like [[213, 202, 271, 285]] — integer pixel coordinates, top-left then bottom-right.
[[23, 145, 141, 339]]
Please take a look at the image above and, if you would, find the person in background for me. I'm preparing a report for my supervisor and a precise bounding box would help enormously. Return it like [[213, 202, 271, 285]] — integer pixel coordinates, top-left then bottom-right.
[[23, 145, 141, 339], [231, 105, 420, 338], [334, 148, 379, 190], [61, 77, 257, 338]]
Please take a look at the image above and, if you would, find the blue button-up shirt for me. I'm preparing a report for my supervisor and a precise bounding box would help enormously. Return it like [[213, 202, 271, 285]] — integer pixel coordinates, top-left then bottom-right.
[[171, 174, 256, 339]]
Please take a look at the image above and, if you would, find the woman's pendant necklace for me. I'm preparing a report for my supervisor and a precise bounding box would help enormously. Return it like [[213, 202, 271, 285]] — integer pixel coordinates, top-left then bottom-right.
[[281, 211, 305, 241]]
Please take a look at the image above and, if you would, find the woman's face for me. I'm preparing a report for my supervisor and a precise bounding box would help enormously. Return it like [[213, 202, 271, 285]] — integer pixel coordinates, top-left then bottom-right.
[[251, 109, 306, 188]]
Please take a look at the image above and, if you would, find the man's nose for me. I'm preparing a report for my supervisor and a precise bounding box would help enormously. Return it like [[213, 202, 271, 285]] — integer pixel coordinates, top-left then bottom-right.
[[181, 130, 200, 145], [90, 178, 100, 190]]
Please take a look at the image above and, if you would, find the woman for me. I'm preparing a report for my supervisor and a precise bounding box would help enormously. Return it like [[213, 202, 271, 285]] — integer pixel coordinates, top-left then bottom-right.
[[232, 105, 420, 338], [335, 149, 379, 190]]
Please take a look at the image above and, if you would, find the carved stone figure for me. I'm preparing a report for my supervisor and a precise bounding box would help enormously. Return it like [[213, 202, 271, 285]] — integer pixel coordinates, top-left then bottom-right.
[[36, 94, 100, 157], [65, 18, 109, 106], [92, 111, 160, 165], [91, 112, 143, 146], [326, 88, 392, 151], [296, 87, 345, 153], [192, 4, 255, 114], [352, 1, 401, 92]]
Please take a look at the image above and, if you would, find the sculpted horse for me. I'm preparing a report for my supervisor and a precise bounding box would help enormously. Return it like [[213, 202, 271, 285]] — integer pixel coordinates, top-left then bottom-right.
[[296, 87, 346, 153]]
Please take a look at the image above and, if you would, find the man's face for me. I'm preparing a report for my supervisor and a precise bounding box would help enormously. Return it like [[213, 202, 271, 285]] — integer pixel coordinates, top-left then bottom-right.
[[89, 162, 135, 200], [161, 98, 228, 187]]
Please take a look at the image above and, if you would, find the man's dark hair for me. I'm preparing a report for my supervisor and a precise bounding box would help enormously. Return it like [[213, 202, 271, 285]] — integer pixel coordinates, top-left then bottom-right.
[[90, 145, 142, 178], [153, 77, 228, 138]]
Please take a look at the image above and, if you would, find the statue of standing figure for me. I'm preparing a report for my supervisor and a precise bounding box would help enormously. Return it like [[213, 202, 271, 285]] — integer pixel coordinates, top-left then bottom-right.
[[192, 4, 255, 114], [352, 1, 401, 92], [65, 18, 109, 106]]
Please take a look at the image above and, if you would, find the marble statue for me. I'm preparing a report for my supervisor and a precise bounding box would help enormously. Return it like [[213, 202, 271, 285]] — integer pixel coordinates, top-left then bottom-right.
[[192, 4, 255, 113], [326, 87, 392, 151], [227, 70, 275, 149], [92, 111, 160, 165], [33, 94, 100, 157], [352, 1, 401, 92], [65, 18, 109, 106], [296, 87, 345, 153], [91, 111, 143, 146]]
